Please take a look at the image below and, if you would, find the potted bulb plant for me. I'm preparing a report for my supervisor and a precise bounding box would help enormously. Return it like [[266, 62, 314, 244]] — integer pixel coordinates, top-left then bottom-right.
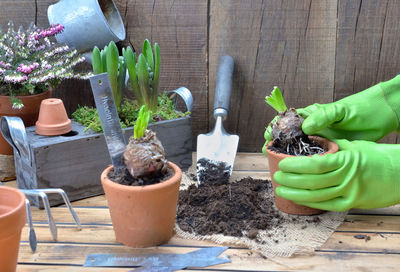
[[11, 39, 191, 208], [101, 105, 182, 247], [0, 21, 86, 167], [263, 86, 338, 215], [73, 39, 189, 132]]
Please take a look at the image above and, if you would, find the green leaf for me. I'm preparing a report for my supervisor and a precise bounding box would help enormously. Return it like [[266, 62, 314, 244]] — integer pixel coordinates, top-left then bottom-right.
[[265, 86, 287, 113], [134, 105, 150, 139], [116, 56, 126, 107], [124, 46, 143, 105], [152, 43, 160, 110], [92, 46, 101, 74], [137, 54, 152, 111], [142, 39, 154, 72], [100, 46, 107, 74], [106, 41, 120, 107]]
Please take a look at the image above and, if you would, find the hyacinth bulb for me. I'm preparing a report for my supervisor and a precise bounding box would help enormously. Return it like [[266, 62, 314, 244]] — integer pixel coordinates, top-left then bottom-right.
[[271, 108, 305, 144], [123, 129, 167, 178]]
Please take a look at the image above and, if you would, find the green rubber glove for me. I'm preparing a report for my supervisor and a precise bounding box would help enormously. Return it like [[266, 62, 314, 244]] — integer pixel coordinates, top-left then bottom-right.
[[274, 139, 400, 211], [298, 75, 400, 141]]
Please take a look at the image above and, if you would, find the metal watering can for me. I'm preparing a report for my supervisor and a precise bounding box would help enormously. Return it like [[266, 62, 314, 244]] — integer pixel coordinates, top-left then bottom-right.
[[47, 0, 126, 54]]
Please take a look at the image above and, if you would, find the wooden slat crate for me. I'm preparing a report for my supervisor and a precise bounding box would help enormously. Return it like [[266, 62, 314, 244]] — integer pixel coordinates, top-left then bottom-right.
[[15, 118, 192, 207]]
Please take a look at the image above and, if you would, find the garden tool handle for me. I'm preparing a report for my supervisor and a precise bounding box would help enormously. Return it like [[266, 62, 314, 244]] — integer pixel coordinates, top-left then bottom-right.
[[213, 55, 234, 120]]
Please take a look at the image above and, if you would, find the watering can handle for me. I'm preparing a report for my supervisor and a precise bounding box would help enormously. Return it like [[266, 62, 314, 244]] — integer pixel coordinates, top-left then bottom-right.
[[168, 87, 193, 112], [213, 55, 234, 119], [0, 116, 31, 161]]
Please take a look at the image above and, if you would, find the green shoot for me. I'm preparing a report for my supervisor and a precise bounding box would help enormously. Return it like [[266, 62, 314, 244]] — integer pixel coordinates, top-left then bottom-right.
[[134, 105, 151, 139], [124, 39, 160, 113], [91, 42, 126, 109], [265, 86, 287, 113], [92, 47, 102, 74]]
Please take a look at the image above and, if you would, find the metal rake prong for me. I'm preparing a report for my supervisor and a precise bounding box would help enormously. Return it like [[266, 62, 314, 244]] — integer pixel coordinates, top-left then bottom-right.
[[36, 188, 81, 230], [25, 199, 37, 252], [20, 189, 58, 241]]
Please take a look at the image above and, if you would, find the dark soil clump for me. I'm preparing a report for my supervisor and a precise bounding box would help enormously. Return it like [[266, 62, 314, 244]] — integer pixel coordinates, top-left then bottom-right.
[[177, 176, 324, 239], [107, 165, 173, 186], [196, 158, 231, 185], [268, 136, 325, 156], [177, 177, 278, 237]]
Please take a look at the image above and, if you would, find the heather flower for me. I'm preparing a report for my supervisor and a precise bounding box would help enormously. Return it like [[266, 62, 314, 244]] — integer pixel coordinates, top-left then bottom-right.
[[0, 21, 89, 108]]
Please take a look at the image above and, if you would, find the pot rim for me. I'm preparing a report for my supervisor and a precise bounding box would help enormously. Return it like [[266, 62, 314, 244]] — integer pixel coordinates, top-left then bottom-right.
[[0, 187, 26, 219], [0, 89, 52, 99], [101, 161, 182, 192]]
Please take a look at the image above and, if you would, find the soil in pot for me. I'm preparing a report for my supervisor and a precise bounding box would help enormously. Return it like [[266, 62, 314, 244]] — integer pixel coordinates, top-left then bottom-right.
[[177, 176, 322, 239], [107, 165, 174, 186]]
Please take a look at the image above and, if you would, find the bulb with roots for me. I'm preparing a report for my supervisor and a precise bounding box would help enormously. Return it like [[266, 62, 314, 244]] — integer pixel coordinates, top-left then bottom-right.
[[271, 108, 306, 144]]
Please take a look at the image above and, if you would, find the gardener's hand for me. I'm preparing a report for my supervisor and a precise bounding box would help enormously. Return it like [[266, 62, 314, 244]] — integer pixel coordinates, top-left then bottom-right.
[[274, 139, 400, 211], [298, 75, 400, 141]]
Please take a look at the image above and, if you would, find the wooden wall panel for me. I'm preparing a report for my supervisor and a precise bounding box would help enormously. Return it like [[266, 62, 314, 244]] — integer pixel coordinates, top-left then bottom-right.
[[335, 0, 400, 144], [1, 0, 400, 151], [209, 0, 337, 152]]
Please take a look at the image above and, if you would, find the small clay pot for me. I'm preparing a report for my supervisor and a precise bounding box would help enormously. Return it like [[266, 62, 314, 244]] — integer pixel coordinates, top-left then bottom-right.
[[265, 136, 339, 215], [36, 98, 72, 136], [0, 90, 52, 154], [0, 186, 27, 272], [101, 162, 182, 247]]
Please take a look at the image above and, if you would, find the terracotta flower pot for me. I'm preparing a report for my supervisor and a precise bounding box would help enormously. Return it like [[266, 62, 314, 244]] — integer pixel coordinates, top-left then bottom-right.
[[0, 90, 52, 154], [265, 136, 339, 215], [0, 186, 27, 272], [101, 162, 182, 247], [36, 98, 71, 136]]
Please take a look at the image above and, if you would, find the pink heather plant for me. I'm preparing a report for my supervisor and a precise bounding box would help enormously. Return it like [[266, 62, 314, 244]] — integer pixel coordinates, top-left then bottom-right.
[[0, 21, 89, 109]]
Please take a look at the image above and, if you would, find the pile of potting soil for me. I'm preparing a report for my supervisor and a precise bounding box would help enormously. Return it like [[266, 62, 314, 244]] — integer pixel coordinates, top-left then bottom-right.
[[177, 176, 321, 239]]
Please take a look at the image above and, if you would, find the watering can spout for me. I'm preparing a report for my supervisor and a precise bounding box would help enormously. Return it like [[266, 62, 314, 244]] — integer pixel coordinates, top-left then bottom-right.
[[47, 0, 126, 55]]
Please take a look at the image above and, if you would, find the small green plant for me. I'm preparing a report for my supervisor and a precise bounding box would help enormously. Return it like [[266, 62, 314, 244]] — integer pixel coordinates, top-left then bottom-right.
[[124, 39, 160, 113], [92, 41, 126, 109], [265, 86, 287, 113], [265, 86, 305, 145], [265, 86, 324, 156], [134, 105, 150, 139], [123, 104, 167, 178]]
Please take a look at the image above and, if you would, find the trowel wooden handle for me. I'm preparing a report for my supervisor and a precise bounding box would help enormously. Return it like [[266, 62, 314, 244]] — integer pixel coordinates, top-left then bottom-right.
[[214, 55, 234, 118]]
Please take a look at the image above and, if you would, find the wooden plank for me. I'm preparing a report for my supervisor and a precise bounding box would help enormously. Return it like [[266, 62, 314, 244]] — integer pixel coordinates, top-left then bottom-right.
[[209, 0, 337, 152], [114, 0, 208, 147], [335, 0, 391, 100], [17, 266, 133, 272], [0, 1, 36, 28], [333, 0, 400, 146], [17, 242, 400, 271], [19, 218, 400, 250], [338, 214, 400, 232]]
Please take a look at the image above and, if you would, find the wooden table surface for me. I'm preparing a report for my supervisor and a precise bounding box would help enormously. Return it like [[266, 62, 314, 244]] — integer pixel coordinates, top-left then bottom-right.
[[4, 153, 400, 271]]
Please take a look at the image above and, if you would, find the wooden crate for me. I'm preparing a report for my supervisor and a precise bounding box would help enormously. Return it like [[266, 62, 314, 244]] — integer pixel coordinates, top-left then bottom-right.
[[16, 117, 192, 207]]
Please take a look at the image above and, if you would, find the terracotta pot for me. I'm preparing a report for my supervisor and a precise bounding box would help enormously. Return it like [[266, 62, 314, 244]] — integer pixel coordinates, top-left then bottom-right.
[[0, 186, 27, 272], [101, 162, 182, 247], [0, 90, 52, 154], [36, 98, 71, 136], [265, 136, 339, 215]]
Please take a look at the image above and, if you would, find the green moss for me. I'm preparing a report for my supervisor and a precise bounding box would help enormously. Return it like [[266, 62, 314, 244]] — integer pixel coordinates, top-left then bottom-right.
[[72, 93, 190, 133]]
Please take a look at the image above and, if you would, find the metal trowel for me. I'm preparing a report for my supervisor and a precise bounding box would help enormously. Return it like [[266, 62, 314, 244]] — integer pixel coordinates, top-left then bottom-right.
[[196, 55, 239, 184]]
